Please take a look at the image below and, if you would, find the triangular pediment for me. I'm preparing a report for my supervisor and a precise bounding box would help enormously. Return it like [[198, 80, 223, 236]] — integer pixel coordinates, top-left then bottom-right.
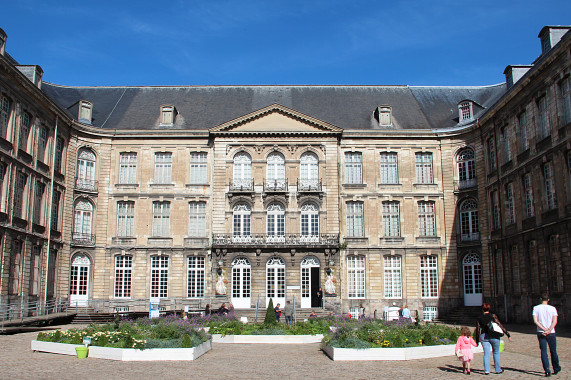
[[209, 104, 343, 135]]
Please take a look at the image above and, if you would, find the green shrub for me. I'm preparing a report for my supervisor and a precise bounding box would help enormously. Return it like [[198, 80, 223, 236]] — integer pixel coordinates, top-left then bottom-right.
[[181, 333, 192, 348], [264, 299, 277, 325]]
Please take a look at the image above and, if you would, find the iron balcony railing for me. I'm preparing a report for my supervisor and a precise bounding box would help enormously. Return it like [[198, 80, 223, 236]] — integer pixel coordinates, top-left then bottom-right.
[[71, 233, 96, 246], [229, 178, 254, 192], [263, 179, 288, 192], [460, 232, 480, 242], [297, 179, 322, 192], [212, 233, 339, 246], [454, 178, 477, 191], [75, 177, 99, 192], [1, 298, 70, 329]]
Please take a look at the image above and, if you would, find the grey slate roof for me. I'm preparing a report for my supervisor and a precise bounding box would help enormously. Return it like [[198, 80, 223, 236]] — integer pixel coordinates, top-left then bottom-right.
[[41, 83, 506, 131]]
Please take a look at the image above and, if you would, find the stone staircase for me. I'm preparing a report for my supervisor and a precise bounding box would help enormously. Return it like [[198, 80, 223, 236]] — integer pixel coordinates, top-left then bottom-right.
[[230, 308, 331, 323], [435, 306, 481, 326]]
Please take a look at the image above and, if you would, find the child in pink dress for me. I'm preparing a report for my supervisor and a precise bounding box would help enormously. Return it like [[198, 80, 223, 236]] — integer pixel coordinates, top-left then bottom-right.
[[455, 326, 478, 375]]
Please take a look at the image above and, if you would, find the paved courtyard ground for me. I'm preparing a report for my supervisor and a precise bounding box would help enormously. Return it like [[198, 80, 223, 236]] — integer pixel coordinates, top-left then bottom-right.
[[1, 323, 570, 379]]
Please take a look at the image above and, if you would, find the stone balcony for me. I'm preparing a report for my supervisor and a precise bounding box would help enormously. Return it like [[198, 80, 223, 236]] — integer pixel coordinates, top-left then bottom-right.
[[212, 233, 338, 248]]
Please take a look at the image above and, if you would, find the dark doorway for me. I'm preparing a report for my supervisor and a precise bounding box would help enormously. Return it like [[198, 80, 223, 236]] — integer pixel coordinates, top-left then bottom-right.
[[310, 267, 321, 307]]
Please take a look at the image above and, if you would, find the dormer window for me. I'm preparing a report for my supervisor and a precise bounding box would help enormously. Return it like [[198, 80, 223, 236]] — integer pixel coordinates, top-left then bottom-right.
[[458, 101, 473, 122], [78, 100, 92, 124], [160, 105, 175, 126], [376, 106, 392, 126]]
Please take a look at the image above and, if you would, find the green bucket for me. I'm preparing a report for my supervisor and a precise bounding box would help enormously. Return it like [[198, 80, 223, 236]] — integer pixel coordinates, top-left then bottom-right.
[[499, 342, 505, 353], [75, 346, 88, 359]]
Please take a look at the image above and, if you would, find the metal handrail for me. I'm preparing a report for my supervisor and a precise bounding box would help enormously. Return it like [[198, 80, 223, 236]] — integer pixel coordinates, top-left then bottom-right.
[[0, 298, 70, 329]]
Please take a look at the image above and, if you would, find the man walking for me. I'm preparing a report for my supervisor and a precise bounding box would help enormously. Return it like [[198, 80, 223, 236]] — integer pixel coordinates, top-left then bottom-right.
[[533, 292, 561, 377], [284, 300, 294, 325]]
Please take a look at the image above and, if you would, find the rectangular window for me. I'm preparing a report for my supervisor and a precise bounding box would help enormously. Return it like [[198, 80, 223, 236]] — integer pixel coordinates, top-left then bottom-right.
[[501, 126, 511, 163], [523, 174, 534, 218], [562, 77, 571, 125], [37, 125, 48, 163], [420, 255, 438, 298], [487, 138, 496, 171], [119, 153, 137, 184], [30, 245, 41, 296], [415, 152, 433, 184], [10, 240, 22, 295], [54, 137, 64, 173], [13, 172, 26, 219], [384, 255, 402, 298], [382, 201, 400, 237], [51, 191, 60, 230], [505, 183, 515, 224], [1, 95, 11, 139], [347, 255, 365, 298], [33, 181, 45, 225], [459, 102, 472, 121], [380, 152, 398, 184], [19, 111, 31, 151], [423, 306, 438, 321], [418, 201, 436, 236], [346, 201, 364, 237], [190, 152, 207, 184], [491, 190, 500, 230], [518, 112, 528, 152], [114, 255, 132, 298], [537, 96, 550, 139], [187, 256, 205, 298], [154, 152, 172, 184], [150, 256, 169, 298], [189, 202, 206, 237], [152, 201, 170, 237], [544, 162, 557, 210], [117, 201, 135, 237], [344, 152, 362, 184]]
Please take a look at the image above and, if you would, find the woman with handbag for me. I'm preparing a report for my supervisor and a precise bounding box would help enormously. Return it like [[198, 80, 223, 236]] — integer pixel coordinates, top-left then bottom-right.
[[476, 303, 512, 375]]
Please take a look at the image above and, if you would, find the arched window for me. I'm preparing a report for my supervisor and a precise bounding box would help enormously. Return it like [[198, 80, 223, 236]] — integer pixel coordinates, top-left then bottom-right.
[[73, 200, 93, 242], [266, 152, 285, 189], [233, 152, 252, 190], [300, 203, 319, 242], [266, 203, 285, 242], [300, 152, 318, 190], [457, 148, 476, 189], [459, 199, 479, 241], [76, 148, 96, 191], [233, 203, 251, 242]]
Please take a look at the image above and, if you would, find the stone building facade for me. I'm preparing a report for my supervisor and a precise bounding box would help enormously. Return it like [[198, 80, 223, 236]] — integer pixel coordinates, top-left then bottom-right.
[[0, 25, 569, 324]]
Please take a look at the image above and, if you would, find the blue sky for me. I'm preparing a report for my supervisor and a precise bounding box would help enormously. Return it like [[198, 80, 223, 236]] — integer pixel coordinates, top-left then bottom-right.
[[1, 0, 570, 86]]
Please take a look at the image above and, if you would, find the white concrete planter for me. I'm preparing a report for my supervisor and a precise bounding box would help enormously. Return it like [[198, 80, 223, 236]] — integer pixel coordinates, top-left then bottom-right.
[[31, 340, 212, 361], [211, 334, 324, 344], [322, 343, 483, 361]]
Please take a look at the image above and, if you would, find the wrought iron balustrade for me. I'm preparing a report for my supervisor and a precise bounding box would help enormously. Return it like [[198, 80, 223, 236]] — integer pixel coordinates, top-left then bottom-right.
[[263, 179, 288, 192], [229, 178, 254, 192], [71, 233, 96, 246], [75, 177, 98, 192], [297, 179, 322, 192], [212, 233, 338, 246], [460, 232, 480, 242], [455, 178, 477, 191]]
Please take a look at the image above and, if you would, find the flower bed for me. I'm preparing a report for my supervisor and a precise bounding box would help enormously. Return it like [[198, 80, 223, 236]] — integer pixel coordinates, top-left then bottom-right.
[[212, 334, 323, 344], [31, 340, 211, 361], [322, 343, 483, 361]]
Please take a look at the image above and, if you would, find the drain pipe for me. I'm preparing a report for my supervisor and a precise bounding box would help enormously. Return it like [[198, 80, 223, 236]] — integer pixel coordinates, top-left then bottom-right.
[[43, 116, 58, 313]]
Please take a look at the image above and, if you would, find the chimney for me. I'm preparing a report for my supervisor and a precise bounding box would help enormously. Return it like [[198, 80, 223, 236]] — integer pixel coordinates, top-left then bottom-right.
[[0, 28, 6, 56], [538, 26, 571, 55], [504, 65, 533, 88], [16, 65, 44, 89]]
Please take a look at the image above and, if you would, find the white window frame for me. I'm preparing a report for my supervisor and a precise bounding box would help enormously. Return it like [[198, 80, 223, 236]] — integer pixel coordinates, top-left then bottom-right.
[[523, 174, 534, 218], [347, 255, 365, 299], [266, 152, 285, 184], [189, 201, 206, 237], [344, 152, 362, 184], [73, 199, 93, 240], [380, 152, 398, 184], [114, 255, 132, 298], [423, 306, 438, 321], [190, 152, 207, 184], [415, 152, 433, 184], [119, 152, 137, 184], [383, 255, 402, 298], [233, 152, 252, 189], [382, 201, 400, 237], [457, 148, 476, 188], [150, 256, 169, 298], [300, 152, 319, 189], [459, 199, 479, 241], [187, 256, 205, 298], [152, 201, 170, 237], [346, 201, 364, 237], [154, 152, 172, 184], [420, 255, 438, 298], [266, 203, 285, 242], [459, 101, 473, 122], [300, 203, 319, 242], [418, 201, 436, 237], [117, 201, 135, 237], [232, 203, 251, 242], [76, 149, 96, 190]]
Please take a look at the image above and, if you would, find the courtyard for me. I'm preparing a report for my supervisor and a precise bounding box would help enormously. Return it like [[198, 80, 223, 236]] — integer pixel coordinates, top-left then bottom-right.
[[0, 323, 569, 379]]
